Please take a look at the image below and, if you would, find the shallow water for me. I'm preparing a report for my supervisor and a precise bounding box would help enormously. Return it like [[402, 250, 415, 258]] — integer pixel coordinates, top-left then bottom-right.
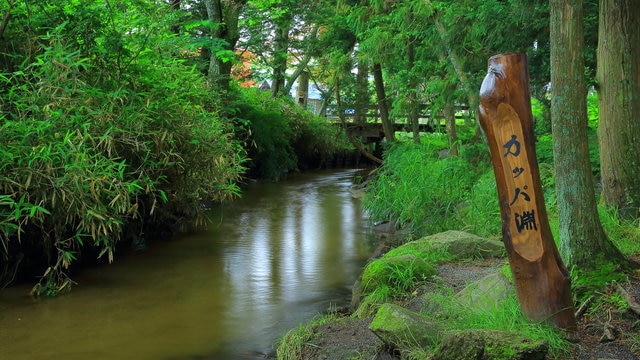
[[0, 169, 377, 360]]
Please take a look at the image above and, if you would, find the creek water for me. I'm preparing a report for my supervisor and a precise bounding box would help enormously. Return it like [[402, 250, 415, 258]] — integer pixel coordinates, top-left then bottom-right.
[[0, 169, 377, 360]]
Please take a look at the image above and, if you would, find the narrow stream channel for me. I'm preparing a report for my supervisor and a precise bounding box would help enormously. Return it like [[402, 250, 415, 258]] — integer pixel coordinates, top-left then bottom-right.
[[0, 168, 377, 360]]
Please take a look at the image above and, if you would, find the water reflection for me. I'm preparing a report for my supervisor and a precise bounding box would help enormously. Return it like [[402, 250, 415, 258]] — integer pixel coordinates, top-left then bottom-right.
[[0, 169, 376, 359]]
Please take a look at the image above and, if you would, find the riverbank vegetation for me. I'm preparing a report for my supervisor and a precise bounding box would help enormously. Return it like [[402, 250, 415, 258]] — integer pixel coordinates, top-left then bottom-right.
[[362, 93, 640, 308], [276, 122, 640, 358], [0, 0, 349, 295]]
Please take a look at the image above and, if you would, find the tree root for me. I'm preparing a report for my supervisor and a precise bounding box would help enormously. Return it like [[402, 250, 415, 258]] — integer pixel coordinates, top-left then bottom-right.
[[615, 283, 640, 316], [575, 294, 594, 320]]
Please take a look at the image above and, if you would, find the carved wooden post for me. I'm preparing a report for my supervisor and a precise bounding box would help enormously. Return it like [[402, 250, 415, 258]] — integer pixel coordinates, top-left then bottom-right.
[[478, 52, 576, 331]]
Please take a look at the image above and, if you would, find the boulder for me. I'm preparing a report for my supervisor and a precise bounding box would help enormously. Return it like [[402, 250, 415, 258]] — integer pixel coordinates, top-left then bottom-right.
[[456, 272, 515, 312], [422, 230, 506, 260], [383, 230, 505, 263], [432, 329, 548, 360], [369, 303, 442, 350]]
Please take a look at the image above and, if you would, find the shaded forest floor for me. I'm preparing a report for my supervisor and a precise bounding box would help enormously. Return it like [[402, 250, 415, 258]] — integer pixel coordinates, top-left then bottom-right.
[[297, 257, 640, 360]]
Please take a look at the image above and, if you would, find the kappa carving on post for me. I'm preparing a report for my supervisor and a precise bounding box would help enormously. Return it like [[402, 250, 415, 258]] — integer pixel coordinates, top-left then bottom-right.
[[478, 52, 576, 333]]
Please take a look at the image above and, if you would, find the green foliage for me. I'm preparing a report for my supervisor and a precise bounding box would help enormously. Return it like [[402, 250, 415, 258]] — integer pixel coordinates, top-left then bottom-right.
[[454, 171, 501, 238], [384, 242, 455, 265], [535, 93, 601, 178], [426, 291, 571, 359], [587, 89, 599, 130], [0, 0, 246, 294], [361, 255, 436, 296], [570, 259, 627, 302], [363, 140, 478, 237], [535, 134, 555, 166], [352, 286, 394, 318], [355, 239, 456, 318], [231, 88, 349, 179], [292, 114, 351, 168], [233, 89, 298, 180], [531, 97, 552, 135], [569, 258, 633, 321], [599, 205, 640, 256]]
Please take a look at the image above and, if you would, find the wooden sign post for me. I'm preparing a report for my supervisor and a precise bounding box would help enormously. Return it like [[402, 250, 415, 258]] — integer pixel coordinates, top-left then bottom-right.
[[478, 52, 576, 331]]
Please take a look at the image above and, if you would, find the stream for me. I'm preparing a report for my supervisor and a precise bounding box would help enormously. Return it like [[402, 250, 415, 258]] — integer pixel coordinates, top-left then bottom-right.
[[0, 168, 377, 360]]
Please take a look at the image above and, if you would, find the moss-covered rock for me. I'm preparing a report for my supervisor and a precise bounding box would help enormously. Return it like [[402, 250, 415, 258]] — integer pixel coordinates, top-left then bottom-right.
[[456, 272, 515, 312], [432, 329, 548, 360], [386, 230, 505, 261], [426, 230, 505, 259], [369, 303, 442, 350]]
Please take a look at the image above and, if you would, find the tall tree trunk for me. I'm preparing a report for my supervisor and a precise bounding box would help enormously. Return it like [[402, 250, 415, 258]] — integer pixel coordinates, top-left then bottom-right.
[[550, 0, 627, 270], [271, 12, 292, 97], [372, 63, 395, 142], [0, 1, 14, 40], [436, 51, 458, 155], [283, 25, 319, 96], [426, 0, 479, 124], [169, 0, 181, 33], [295, 70, 309, 108], [597, 0, 640, 219], [204, 0, 246, 90], [355, 57, 369, 125]]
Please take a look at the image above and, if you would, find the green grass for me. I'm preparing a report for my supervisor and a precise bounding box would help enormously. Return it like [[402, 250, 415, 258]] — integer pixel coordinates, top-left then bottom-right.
[[363, 140, 478, 237], [599, 205, 640, 256], [275, 313, 340, 360], [425, 291, 572, 359]]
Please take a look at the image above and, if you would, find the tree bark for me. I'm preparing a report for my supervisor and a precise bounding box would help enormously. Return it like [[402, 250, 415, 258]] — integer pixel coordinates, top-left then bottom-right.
[[479, 52, 576, 332], [355, 57, 369, 125], [0, 0, 14, 40], [443, 101, 458, 156], [283, 25, 319, 96], [426, 0, 479, 125], [204, 0, 246, 90], [597, 0, 640, 219], [372, 63, 395, 142], [295, 70, 309, 108], [271, 11, 292, 97], [550, 0, 629, 270]]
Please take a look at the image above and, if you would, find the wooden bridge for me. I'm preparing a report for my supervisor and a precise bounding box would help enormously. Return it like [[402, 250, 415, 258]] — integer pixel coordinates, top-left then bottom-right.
[[325, 105, 469, 142], [334, 121, 440, 140]]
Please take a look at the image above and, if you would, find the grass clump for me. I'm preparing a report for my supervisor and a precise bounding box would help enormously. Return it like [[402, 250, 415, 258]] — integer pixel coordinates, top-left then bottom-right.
[[275, 313, 340, 360], [363, 140, 478, 237], [354, 239, 457, 318], [426, 291, 571, 359], [598, 205, 640, 257], [384, 241, 455, 265], [361, 255, 436, 296], [454, 171, 501, 238]]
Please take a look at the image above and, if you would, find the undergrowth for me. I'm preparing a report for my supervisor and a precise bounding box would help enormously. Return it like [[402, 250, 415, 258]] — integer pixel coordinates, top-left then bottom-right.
[[424, 291, 571, 359], [275, 312, 340, 360]]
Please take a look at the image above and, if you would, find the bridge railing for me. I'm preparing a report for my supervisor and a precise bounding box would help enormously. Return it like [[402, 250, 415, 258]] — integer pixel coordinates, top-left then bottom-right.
[[324, 104, 471, 128]]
